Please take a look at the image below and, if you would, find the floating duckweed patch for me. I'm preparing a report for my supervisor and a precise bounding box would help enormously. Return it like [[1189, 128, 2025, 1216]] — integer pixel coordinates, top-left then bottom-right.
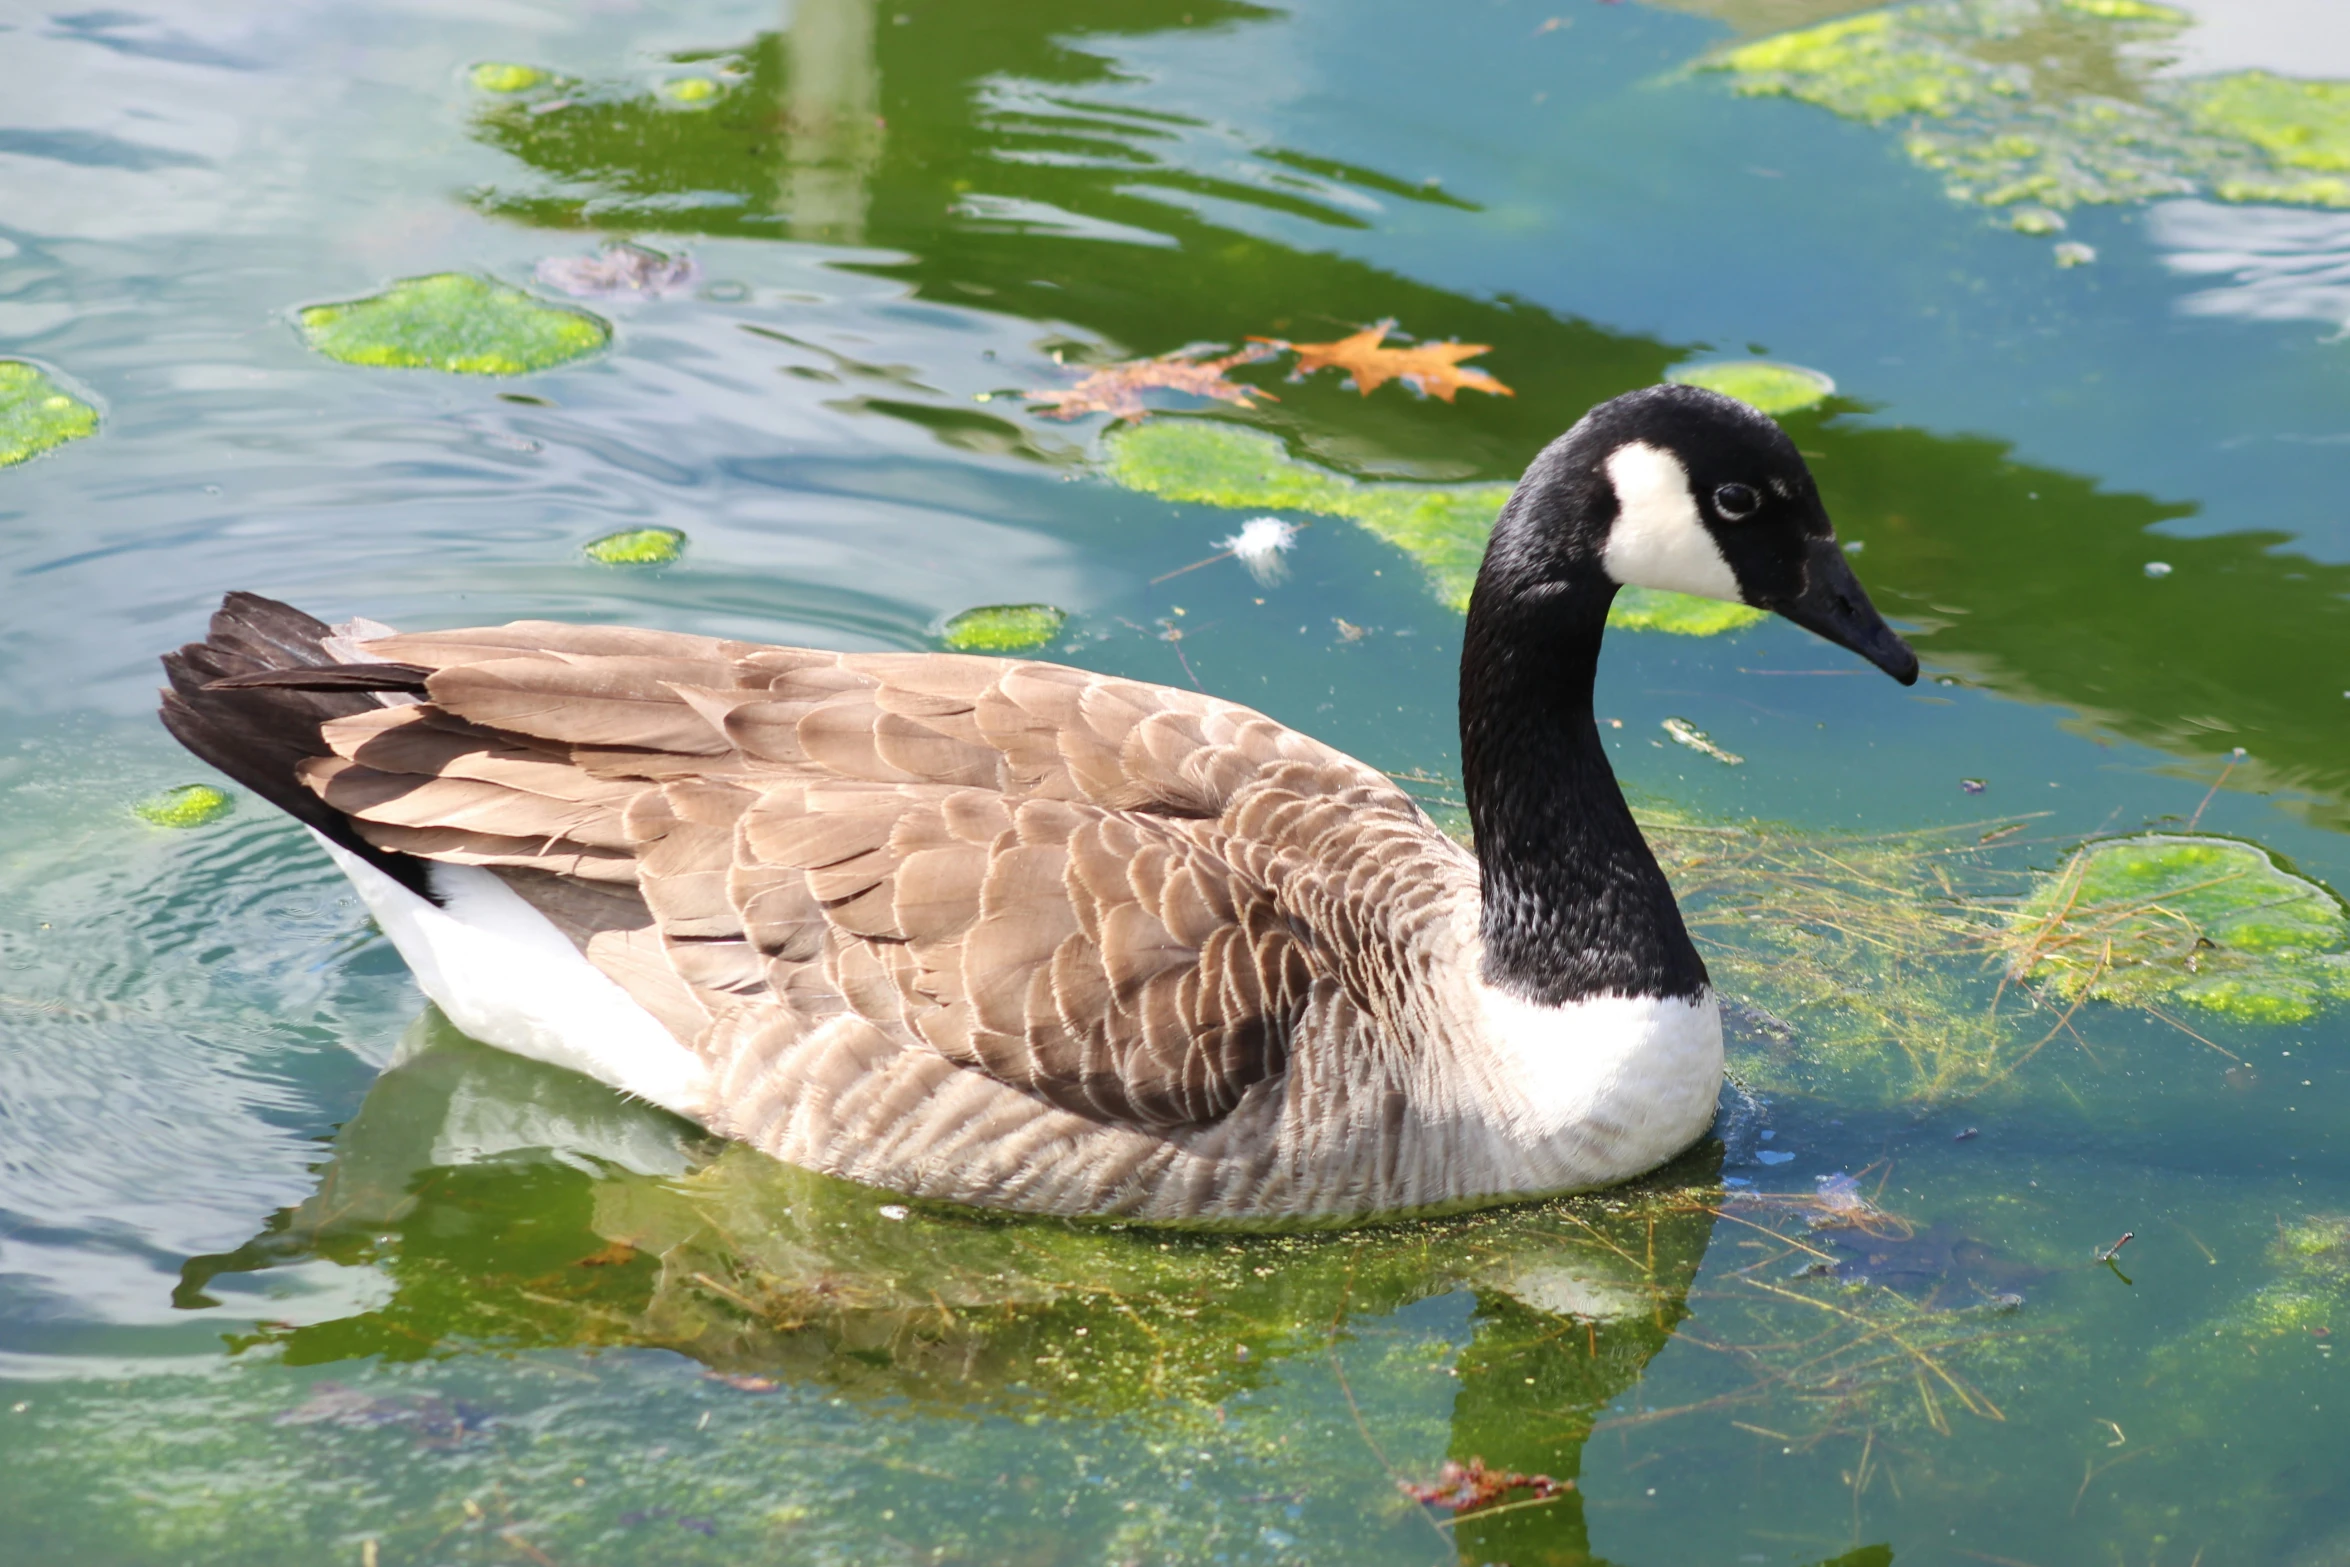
[[1104, 420, 1743, 634], [297, 274, 610, 376], [2009, 834, 2350, 1023], [662, 76, 721, 104], [583, 526, 686, 565], [1667, 359, 1836, 416], [941, 603, 1067, 651], [469, 62, 550, 93], [1711, 0, 2350, 217], [0, 360, 99, 467], [133, 784, 232, 828]]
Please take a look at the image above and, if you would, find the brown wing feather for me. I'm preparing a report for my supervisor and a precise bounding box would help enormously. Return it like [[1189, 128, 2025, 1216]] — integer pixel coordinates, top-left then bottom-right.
[[307, 620, 1444, 1132]]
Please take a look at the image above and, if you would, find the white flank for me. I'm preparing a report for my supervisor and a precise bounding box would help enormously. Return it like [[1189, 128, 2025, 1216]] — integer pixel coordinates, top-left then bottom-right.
[[313, 832, 714, 1117], [1219, 516, 1300, 584], [1471, 982, 1724, 1170], [1599, 441, 1743, 602]]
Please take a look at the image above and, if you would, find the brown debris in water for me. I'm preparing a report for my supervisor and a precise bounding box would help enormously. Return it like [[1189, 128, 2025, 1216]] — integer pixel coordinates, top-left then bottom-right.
[[1025, 341, 1278, 423], [533, 241, 700, 299], [1399, 1456, 1569, 1513]]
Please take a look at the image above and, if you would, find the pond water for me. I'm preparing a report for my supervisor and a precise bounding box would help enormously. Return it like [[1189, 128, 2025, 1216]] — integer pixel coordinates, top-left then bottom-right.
[[4, 1, 2349, 1562]]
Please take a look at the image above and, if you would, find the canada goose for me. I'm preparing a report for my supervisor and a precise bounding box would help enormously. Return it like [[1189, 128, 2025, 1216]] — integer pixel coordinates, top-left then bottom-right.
[[161, 384, 1916, 1225]]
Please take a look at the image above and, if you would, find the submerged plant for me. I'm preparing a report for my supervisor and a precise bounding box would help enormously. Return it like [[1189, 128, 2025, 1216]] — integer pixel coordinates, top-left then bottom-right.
[[2229, 1214, 2350, 1337], [1669, 1187, 2057, 1439], [1638, 815, 2350, 1102], [297, 274, 610, 376], [1650, 814, 2029, 1099]]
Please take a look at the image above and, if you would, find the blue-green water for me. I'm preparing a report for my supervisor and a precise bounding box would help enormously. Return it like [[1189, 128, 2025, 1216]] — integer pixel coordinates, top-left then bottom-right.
[[4, 2, 2349, 1562]]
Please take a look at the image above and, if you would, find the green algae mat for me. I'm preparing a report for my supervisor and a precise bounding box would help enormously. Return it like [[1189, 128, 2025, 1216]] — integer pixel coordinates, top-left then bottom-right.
[[0, 359, 98, 467], [1668, 358, 1837, 415], [297, 273, 609, 375], [8, 1, 2350, 1564], [940, 602, 1067, 650], [584, 525, 687, 564], [1712, 0, 2350, 221], [131, 783, 232, 828], [2013, 833, 2350, 1022]]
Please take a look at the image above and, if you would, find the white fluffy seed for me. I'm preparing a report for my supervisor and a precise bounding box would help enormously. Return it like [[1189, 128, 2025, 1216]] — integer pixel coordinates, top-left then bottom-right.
[[1218, 516, 1300, 584]]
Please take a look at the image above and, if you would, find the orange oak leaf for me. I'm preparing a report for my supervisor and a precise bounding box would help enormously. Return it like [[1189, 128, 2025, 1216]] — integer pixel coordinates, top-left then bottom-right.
[[1026, 341, 1279, 423], [1253, 318, 1512, 402]]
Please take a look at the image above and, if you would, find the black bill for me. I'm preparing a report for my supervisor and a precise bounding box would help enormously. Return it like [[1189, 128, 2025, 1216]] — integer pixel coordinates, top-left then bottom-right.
[[1774, 538, 1919, 685]]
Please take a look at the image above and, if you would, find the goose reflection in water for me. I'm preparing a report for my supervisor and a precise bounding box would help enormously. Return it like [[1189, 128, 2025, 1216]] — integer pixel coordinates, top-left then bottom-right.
[[175, 1013, 1857, 1566]]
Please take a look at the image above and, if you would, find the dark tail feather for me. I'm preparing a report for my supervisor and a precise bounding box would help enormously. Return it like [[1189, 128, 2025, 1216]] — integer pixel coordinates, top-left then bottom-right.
[[204, 663, 431, 694], [159, 592, 435, 899]]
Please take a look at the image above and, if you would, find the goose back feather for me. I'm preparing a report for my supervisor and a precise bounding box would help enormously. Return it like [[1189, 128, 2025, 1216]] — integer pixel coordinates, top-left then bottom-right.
[[169, 600, 1689, 1223]]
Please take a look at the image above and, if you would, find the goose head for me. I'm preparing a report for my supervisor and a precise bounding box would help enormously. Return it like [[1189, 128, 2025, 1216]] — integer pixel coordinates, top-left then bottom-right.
[[1476, 382, 1918, 684]]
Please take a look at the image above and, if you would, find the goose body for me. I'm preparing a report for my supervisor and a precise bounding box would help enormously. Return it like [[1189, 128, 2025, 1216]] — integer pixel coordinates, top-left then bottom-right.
[[161, 386, 1916, 1225]]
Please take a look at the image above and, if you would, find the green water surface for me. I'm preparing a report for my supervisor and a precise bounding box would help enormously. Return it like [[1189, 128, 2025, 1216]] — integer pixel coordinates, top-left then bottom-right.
[[3, 2, 2348, 1564]]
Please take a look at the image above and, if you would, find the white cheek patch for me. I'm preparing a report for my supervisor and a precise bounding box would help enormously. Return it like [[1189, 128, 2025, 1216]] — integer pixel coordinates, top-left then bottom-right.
[[1599, 441, 1744, 603]]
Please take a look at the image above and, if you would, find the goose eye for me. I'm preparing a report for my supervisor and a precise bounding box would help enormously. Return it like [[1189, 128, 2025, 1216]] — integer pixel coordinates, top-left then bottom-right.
[[1712, 482, 1760, 521]]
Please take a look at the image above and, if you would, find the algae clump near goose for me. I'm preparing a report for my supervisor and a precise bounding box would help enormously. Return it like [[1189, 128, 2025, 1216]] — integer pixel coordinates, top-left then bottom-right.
[[2009, 833, 2350, 1023], [1667, 359, 1836, 417], [1651, 814, 2350, 1105]]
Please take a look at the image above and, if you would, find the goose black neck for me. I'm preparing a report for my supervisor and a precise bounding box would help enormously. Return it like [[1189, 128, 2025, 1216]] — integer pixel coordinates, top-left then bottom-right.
[[1458, 568, 1708, 1006]]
